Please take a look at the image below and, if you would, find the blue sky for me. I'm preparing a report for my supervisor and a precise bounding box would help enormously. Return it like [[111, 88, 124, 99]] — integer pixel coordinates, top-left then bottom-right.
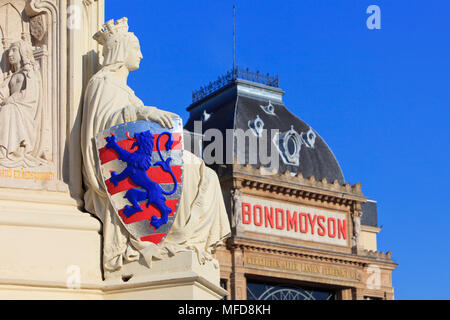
[[105, 0, 450, 300]]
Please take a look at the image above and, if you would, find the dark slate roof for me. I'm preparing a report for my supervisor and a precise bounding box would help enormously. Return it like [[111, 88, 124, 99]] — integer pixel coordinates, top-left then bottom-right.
[[185, 83, 238, 133], [361, 200, 378, 228], [234, 95, 344, 184], [185, 79, 345, 185]]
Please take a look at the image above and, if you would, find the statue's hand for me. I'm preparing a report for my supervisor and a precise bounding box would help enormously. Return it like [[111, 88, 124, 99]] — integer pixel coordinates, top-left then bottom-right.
[[1, 96, 14, 106], [0, 99, 8, 107], [138, 106, 180, 129]]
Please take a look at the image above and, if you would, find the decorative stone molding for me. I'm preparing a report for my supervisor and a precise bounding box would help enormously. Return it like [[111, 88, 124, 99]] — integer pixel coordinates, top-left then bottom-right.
[[234, 162, 363, 195], [0, 0, 31, 47], [29, 12, 46, 42], [360, 249, 393, 261], [228, 237, 394, 265], [231, 163, 366, 210]]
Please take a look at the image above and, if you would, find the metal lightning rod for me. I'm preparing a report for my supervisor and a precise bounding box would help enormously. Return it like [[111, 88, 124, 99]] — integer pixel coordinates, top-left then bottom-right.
[[233, 4, 236, 80]]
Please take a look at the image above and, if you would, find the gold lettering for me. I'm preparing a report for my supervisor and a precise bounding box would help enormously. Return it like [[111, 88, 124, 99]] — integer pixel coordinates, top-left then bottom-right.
[[247, 257, 299, 272], [0, 168, 12, 178], [246, 257, 359, 281], [3, 169, 56, 182], [321, 266, 358, 280]]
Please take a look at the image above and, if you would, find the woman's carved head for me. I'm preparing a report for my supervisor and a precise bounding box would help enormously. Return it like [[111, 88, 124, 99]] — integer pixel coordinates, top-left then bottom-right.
[[102, 32, 142, 69], [124, 35, 143, 71], [7, 40, 35, 72], [94, 18, 143, 71]]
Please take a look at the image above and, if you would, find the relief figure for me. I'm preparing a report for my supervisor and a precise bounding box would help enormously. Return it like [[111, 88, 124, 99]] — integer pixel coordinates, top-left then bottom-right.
[[0, 40, 46, 168]]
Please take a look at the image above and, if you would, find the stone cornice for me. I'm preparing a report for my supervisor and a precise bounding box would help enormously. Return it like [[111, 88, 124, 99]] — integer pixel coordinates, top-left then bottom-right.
[[359, 249, 394, 262], [232, 163, 367, 206], [228, 236, 396, 267]]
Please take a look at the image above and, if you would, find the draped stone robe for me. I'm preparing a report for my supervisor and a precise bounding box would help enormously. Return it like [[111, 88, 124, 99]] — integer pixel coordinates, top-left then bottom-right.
[[81, 68, 230, 274], [0, 67, 45, 167]]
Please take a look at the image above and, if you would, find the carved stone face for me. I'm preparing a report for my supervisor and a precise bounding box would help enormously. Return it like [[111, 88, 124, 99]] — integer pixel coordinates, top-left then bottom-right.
[[125, 37, 143, 71], [8, 45, 21, 66]]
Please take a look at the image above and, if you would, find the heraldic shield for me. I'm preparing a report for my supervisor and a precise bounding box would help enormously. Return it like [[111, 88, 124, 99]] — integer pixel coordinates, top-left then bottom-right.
[[96, 119, 184, 245]]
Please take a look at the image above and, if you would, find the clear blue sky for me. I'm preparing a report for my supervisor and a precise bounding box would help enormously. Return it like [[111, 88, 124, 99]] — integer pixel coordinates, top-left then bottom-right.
[[105, 0, 450, 300]]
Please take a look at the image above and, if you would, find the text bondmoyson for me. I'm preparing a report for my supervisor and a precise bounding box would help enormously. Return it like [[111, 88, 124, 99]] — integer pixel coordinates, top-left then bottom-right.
[[241, 196, 349, 246]]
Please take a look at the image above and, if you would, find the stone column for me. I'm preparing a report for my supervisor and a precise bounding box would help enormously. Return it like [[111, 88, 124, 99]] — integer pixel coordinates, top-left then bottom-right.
[[339, 288, 355, 300]]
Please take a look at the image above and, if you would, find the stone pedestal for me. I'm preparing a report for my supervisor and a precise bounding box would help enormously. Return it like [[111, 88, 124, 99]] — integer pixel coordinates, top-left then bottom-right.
[[0, 188, 103, 300], [0, 189, 226, 300], [103, 251, 227, 300]]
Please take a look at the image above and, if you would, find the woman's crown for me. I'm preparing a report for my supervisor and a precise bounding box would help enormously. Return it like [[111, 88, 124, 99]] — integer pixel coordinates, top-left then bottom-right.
[[93, 18, 129, 46]]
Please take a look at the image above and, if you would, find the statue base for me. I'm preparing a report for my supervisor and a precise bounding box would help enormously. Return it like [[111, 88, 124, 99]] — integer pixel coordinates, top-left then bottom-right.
[[0, 189, 226, 300], [103, 251, 227, 300]]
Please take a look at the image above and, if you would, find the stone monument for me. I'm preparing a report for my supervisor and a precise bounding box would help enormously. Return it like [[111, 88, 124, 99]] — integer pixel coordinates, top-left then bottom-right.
[[82, 17, 231, 287], [0, 0, 230, 300]]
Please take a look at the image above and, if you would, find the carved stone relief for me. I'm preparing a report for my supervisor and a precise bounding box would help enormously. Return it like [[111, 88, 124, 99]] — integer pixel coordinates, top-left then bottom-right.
[[0, 39, 47, 167], [352, 211, 363, 249], [29, 13, 46, 43], [231, 187, 244, 233], [0, 0, 60, 191], [0, 0, 30, 47]]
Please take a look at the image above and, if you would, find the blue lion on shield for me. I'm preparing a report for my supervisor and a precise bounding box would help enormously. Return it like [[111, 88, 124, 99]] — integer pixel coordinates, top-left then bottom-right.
[[105, 130, 178, 229]]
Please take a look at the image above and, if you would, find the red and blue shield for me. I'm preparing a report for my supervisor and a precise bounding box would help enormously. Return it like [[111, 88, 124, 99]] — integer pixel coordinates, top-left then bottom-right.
[[95, 119, 183, 245]]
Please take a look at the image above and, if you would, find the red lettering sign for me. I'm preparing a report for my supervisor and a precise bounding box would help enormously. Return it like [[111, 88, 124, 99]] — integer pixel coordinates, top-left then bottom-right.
[[328, 218, 337, 238], [276, 208, 285, 230], [286, 210, 298, 232], [254, 205, 263, 226], [299, 213, 308, 233], [338, 219, 347, 239], [265, 207, 274, 229], [317, 216, 326, 236], [240, 198, 348, 246], [308, 214, 317, 235], [242, 203, 252, 224]]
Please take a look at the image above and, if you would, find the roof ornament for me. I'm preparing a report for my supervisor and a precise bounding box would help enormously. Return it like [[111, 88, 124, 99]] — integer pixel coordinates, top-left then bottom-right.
[[260, 101, 276, 116], [274, 126, 316, 166], [302, 128, 317, 149], [192, 67, 279, 104], [202, 110, 211, 122], [248, 115, 265, 137]]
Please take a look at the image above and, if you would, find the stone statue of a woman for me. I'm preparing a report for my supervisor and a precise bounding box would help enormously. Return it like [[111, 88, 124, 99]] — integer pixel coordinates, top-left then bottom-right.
[[0, 40, 46, 167], [81, 18, 230, 278]]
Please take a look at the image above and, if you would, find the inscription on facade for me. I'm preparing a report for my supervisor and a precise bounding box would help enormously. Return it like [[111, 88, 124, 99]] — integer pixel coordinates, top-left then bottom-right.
[[246, 256, 361, 281]]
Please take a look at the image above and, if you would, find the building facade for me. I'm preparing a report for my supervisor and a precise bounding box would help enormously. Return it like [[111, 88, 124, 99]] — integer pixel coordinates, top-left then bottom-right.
[[185, 71, 397, 300]]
